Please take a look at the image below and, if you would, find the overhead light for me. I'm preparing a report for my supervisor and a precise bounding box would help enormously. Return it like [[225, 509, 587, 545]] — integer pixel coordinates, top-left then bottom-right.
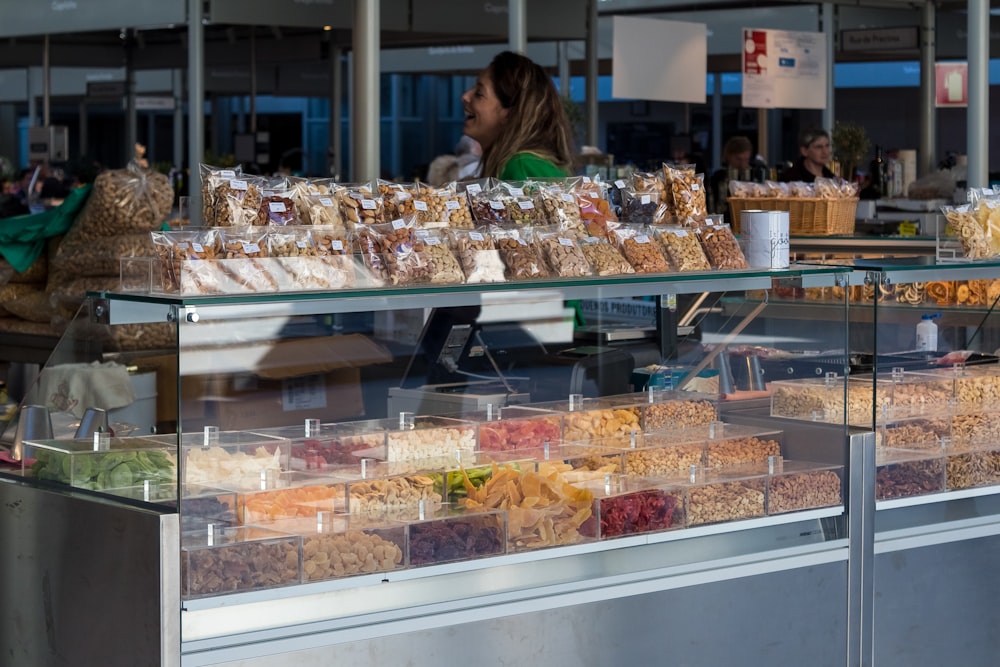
[[323, 25, 332, 31]]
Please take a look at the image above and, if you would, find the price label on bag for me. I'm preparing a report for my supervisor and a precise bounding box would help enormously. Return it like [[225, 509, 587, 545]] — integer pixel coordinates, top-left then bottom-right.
[[269, 201, 287, 213], [361, 199, 377, 210], [319, 197, 334, 207], [414, 200, 429, 211], [230, 179, 248, 191]]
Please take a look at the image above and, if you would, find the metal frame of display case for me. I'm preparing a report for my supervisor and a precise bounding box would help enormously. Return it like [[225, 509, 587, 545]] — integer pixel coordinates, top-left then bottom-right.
[[4, 266, 881, 667]]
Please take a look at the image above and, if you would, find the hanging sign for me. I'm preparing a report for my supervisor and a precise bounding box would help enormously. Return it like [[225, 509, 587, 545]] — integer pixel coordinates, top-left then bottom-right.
[[742, 28, 827, 109], [935, 62, 968, 107]]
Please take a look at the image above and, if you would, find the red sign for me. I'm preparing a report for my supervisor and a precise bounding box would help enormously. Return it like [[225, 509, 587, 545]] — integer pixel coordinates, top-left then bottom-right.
[[936, 62, 967, 107], [743, 30, 769, 76]]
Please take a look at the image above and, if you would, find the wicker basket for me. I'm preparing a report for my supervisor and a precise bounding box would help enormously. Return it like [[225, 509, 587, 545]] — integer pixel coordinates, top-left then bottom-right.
[[729, 197, 858, 236]]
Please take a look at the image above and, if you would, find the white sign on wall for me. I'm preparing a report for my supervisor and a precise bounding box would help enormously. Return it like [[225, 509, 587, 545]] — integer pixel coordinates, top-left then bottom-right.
[[612, 15, 707, 104], [742, 27, 827, 109]]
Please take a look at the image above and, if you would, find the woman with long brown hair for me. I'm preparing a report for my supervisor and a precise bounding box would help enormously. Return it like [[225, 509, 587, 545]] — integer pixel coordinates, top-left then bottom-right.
[[461, 50, 575, 180]]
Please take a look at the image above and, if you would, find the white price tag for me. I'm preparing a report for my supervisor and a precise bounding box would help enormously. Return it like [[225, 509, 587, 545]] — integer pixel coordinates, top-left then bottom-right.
[[391, 218, 406, 229], [414, 200, 429, 211], [319, 197, 334, 207], [296, 240, 308, 248], [615, 179, 627, 189], [466, 183, 482, 195], [582, 176, 592, 183], [269, 201, 287, 213], [469, 231, 484, 241], [425, 237, 441, 246], [672, 229, 688, 237], [242, 242, 261, 254], [691, 183, 700, 191], [508, 187, 525, 196], [489, 200, 504, 210], [558, 237, 574, 247], [517, 238, 528, 246], [445, 200, 461, 210], [635, 235, 650, 244], [220, 169, 236, 179], [230, 179, 248, 191], [517, 200, 534, 210], [397, 191, 411, 201], [641, 194, 651, 205], [361, 199, 377, 210], [561, 194, 575, 203], [191, 242, 204, 253], [177, 242, 190, 250], [331, 240, 344, 251]]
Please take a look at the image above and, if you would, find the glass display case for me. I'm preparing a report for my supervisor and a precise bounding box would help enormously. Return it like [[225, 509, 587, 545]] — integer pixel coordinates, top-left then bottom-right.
[[3, 265, 866, 665]]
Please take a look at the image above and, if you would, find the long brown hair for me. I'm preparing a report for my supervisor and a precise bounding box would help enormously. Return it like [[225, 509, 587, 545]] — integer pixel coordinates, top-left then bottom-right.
[[478, 51, 575, 178]]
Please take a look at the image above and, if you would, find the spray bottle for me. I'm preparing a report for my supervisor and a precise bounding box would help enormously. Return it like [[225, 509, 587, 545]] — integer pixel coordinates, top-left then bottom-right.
[[916, 313, 941, 352]]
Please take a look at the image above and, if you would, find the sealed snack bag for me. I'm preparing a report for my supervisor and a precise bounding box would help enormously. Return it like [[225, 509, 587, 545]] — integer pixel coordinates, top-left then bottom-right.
[[533, 226, 592, 277], [448, 228, 507, 284], [414, 228, 466, 284], [653, 225, 711, 272], [695, 221, 748, 270], [579, 236, 634, 276], [666, 164, 708, 220], [491, 226, 551, 280], [612, 225, 673, 274]]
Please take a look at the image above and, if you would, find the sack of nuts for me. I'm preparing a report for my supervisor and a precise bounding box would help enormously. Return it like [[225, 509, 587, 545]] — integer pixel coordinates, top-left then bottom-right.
[[72, 165, 174, 241]]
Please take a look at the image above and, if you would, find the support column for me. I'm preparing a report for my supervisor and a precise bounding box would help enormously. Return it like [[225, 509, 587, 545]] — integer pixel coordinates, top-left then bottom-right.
[[585, 0, 599, 148], [558, 41, 570, 96], [508, 0, 527, 54], [125, 40, 137, 164], [78, 100, 88, 157], [821, 3, 835, 132], [173, 69, 184, 173], [352, 0, 380, 182], [330, 45, 343, 179], [712, 73, 722, 172], [188, 0, 205, 223], [919, 2, 936, 177], [42, 35, 50, 127], [967, 0, 989, 188]]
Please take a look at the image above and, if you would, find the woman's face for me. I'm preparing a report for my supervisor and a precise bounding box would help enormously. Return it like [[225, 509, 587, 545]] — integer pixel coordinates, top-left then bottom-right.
[[461, 70, 509, 150], [801, 136, 831, 168]]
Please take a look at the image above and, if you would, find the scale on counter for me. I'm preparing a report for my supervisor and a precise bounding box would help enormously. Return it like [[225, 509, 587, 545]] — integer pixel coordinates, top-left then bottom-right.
[[387, 306, 636, 415]]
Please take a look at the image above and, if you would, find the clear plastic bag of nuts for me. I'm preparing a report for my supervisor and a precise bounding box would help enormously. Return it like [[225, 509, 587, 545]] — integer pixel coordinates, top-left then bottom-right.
[[447, 227, 507, 283], [200, 163, 243, 226], [270, 226, 355, 291], [490, 225, 551, 280], [579, 236, 634, 276], [218, 226, 279, 292], [355, 216, 431, 285], [665, 164, 708, 220], [612, 225, 674, 274], [652, 224, 711, 272], [532, 226, 592, 277], [695, 220, 748, 270], [405, 183, 471, 229], [222, 176, 265, 226], [303, 193, 345, 227], [414, 228, 466, 284], [337, 182, 387, 228], [534, 180, 586, 232]]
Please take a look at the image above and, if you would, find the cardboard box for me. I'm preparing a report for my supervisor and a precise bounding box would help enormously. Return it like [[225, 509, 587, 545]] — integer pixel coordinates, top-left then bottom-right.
[[198, 334, 390, 431], [133, 334, 391, 431]]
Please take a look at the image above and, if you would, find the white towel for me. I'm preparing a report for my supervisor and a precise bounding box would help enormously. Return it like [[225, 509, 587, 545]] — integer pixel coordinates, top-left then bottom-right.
[[37, 361, 137, 418]]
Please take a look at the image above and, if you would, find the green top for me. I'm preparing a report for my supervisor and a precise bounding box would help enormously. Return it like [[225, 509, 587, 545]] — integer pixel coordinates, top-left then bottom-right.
[[0, 184, 92, 273], [499, 152, 568, 180]]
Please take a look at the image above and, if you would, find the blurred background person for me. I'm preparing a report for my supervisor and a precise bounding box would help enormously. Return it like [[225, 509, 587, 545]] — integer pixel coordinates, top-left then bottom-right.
[[426, 135, 481, 185], [780, 127, 835, 183], [709, 135, 752, 222]]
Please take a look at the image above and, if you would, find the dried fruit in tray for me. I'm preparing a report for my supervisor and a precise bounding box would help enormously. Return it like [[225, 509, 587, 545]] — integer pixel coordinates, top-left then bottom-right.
[[461, 463, 594, 551]]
